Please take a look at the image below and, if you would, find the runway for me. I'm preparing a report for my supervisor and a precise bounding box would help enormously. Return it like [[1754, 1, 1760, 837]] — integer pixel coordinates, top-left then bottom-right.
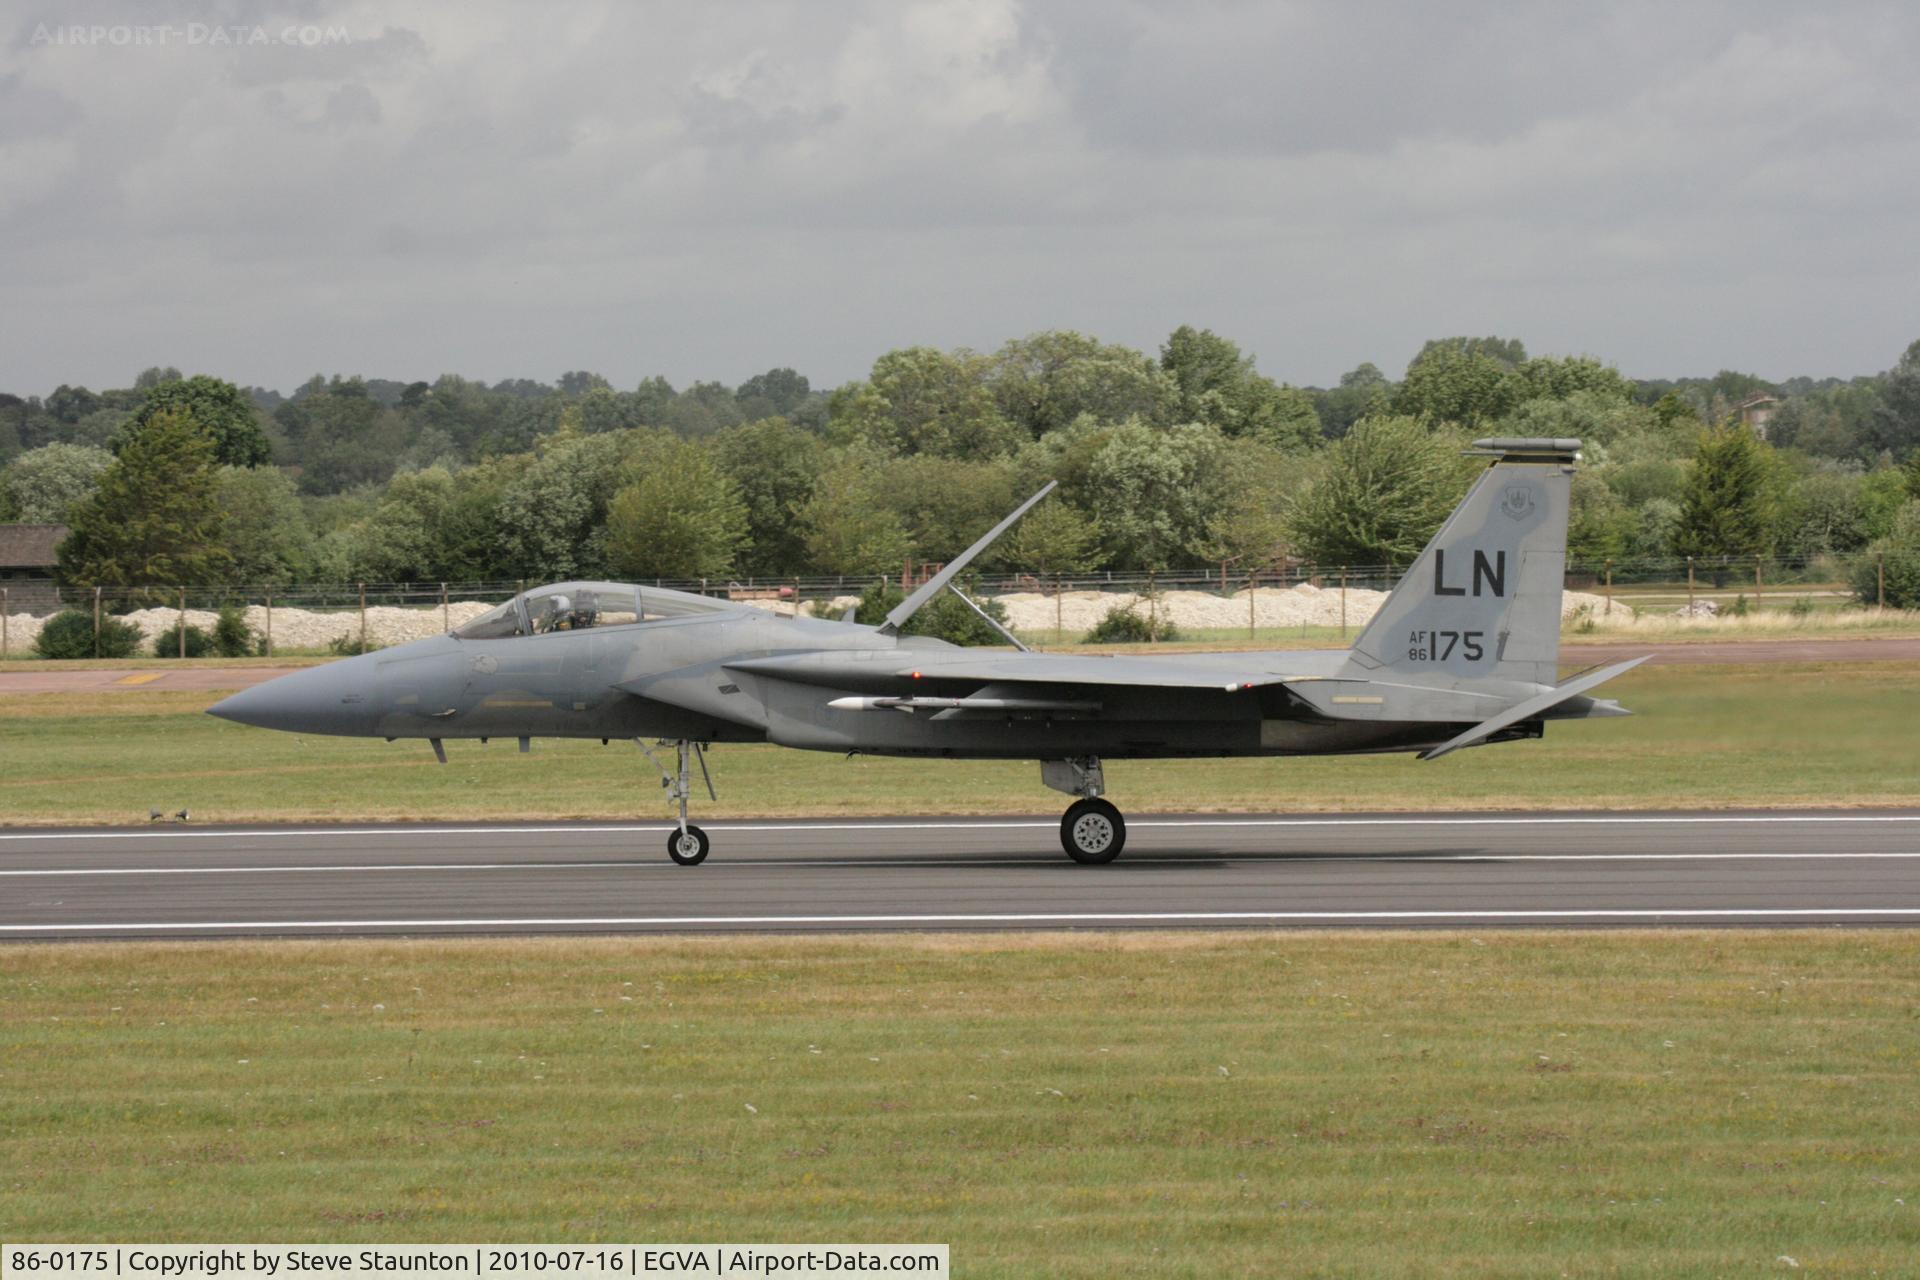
[[4, 810, 1920, 938]]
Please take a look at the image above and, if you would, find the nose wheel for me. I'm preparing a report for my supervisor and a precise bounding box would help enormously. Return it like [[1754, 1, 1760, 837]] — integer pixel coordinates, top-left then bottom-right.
[[638, 738, 716, 866], [668, 824, 710, 866], [1061, 797, 1125, 864]]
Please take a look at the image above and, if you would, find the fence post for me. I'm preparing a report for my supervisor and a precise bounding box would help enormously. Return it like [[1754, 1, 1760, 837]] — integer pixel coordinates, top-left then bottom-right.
[[179, 586, 187, 658], [1147, 569, 1157, 642], [265, 591, 273, 657], [1, 587, 8, 660], [1339, 566, 1348, 637], [1686, 557, 1695, 610], [441, 582, 449, 633], [1604, 559, 1613, 616], [1755, 559, 1763, 608], [1056, 575, 1064, 643], [1248, 569, 1256, 639], [93, 586, 102, 658], [1879, 552, 1886, 609], [358, 582, 367, 653]]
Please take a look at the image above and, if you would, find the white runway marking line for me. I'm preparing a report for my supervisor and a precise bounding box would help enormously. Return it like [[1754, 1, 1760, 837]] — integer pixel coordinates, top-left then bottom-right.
[[7, 907, 1920, 933], [3, 814, 1918, 842], [7, 851, 1920, 877]]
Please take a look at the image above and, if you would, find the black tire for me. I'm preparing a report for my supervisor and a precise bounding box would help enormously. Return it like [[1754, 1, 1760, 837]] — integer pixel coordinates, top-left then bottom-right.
[[1060, 798, 1125, 865], [667, 824, 710, 866]]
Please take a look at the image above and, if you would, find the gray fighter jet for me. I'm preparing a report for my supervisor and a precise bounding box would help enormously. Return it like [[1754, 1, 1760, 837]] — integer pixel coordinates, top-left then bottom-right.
[[210, 436, 1643, 865]]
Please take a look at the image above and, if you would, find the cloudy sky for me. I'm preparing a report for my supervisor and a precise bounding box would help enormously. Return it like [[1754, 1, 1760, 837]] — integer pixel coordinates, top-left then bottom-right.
[[4, 0, 1917, 396]]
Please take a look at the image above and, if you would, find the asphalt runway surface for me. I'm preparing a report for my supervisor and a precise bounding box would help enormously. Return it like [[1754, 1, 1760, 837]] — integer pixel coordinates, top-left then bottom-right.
[[5, 810, 1920, 939]]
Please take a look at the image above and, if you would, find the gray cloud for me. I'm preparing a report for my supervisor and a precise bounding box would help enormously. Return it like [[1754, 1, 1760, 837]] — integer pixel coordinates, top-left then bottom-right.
[[2, 0, 1917, 397]]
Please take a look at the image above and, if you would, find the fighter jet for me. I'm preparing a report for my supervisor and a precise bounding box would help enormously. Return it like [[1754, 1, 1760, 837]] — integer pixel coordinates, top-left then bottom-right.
[[210, 436, 1643, 865]]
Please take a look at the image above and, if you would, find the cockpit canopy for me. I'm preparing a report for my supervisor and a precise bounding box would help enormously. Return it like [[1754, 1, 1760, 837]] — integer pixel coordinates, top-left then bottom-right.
[[453, 581, 731, 640]]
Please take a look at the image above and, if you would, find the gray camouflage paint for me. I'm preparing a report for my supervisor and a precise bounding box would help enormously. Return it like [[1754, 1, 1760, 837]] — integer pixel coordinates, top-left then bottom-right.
[[210, 439, 1633, 768]]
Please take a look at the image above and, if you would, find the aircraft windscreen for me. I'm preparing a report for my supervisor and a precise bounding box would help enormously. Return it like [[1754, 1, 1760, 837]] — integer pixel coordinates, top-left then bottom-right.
[[453, 598, 526, 639], [455, 582, 722, 640]]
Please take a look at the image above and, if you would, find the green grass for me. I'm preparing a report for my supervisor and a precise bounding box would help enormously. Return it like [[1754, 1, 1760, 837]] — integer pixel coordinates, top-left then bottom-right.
[[0, 654, 332, 672], [3, 931, 1917, 1274], [2, 662, 1916, 825]]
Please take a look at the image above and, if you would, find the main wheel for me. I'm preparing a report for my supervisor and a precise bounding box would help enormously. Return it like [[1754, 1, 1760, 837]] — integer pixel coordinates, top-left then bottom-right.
[[667, 824, 710, 866], [1060, 798, 1125, 865]]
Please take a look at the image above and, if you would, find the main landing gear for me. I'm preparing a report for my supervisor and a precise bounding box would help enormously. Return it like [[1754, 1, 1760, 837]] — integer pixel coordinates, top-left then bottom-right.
[[1043, 757, 1125, 864], [637, 738, 714, 866]]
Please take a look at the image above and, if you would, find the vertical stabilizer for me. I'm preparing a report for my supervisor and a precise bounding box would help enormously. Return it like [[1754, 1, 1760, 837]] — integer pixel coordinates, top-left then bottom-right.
[[1346, 438, 1579, 686]]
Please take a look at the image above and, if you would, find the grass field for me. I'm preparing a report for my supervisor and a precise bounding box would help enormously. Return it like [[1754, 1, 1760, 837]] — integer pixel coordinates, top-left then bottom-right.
[[3, 931, 1916, 1274], [2, 661, 1916, 825]]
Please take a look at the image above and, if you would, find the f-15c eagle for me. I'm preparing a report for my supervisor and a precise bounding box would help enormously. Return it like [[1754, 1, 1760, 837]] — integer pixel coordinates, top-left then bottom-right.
[[211, 436, 1643, 865]]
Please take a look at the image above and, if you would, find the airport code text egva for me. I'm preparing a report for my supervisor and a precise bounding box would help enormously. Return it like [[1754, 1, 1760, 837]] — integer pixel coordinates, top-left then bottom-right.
[[3, 1248, 947, 1279]]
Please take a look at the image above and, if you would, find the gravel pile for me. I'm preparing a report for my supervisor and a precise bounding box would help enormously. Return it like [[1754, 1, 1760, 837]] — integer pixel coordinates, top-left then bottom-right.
[[998, 585, 1631, 634], [2, 601, 497, 653], [1561, 590, 1633, 619]]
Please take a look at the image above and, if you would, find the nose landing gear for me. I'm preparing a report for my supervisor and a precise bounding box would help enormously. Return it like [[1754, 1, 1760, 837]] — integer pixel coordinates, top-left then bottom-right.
[[638, 738, 714, 866], [1043, 757, 1126, 864]]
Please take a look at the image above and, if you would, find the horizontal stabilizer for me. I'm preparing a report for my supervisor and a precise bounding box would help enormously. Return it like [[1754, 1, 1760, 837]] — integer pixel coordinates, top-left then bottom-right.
[[1418, 655, 1651, 761]]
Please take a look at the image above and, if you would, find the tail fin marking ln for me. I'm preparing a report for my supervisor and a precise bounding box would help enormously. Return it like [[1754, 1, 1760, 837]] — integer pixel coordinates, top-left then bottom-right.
[[1347, 437, 1580, 687]]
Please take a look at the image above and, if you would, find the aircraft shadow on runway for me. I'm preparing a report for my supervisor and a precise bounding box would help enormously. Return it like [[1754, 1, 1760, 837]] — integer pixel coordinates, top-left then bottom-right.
[[690, 845, 1497, 871]]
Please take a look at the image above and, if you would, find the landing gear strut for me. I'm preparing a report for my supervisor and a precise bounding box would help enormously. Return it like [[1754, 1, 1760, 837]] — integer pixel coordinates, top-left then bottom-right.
[[1042, 757, 1125, 864], [637, 738, 714, 866]]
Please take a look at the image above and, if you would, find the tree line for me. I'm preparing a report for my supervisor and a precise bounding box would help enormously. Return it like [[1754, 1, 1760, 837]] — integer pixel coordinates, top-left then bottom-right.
[[3, 327, 1920, 605]]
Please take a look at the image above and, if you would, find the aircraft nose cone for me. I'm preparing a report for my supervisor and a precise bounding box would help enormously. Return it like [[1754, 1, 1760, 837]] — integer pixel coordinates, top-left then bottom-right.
[[207, 659, 381, 736], [205, 683, 283, 728]]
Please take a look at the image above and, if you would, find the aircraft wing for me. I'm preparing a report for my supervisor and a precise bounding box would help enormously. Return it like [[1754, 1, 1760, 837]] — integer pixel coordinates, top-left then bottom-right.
[[724, 650, 1306, 693]]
